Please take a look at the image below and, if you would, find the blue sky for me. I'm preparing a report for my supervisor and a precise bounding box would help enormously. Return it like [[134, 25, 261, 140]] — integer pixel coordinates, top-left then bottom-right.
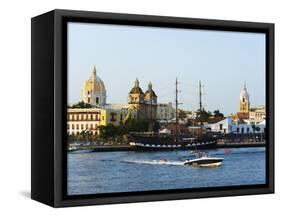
[[67, 22, 265, 116]]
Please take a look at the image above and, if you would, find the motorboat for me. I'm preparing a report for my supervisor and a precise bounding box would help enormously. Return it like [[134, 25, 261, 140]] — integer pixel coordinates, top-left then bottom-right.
[[184, 152, 223, 167]]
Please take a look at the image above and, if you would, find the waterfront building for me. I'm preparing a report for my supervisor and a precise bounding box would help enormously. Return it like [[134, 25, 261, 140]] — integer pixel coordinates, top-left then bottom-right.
[[67, 107, 126, 135], [249, 106, 266, 124], [157, 102, 176, 121], [207, 117, 266, 134], [67, 108, 101, 135], [80, 66, 107, 107], [128, 79, 157, 120]]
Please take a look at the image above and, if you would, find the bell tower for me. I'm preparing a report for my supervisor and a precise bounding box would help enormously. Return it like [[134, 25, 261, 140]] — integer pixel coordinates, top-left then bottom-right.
[[239, 82, 250, 113]]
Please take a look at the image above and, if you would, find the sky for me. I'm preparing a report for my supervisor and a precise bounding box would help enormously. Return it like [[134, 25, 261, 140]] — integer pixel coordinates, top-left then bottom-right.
[[67, 22, 266, 116]]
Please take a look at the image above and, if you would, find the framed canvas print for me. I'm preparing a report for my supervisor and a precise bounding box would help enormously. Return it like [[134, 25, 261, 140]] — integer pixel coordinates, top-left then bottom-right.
[[31, 9, 274, 207]]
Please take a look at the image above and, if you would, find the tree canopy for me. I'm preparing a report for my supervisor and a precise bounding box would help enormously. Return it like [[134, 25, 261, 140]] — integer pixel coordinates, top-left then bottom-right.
[[68, 101, 92, 109]]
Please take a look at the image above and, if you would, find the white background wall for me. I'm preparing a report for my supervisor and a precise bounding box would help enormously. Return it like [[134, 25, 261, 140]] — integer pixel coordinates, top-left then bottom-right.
[[0, 0, 279, 216]]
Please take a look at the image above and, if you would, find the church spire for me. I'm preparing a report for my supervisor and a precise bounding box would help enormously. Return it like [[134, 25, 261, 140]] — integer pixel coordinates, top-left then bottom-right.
[[93, 65, 97, 77], [243, 81, 247, 90], [135, 78, 139, 87], [148, 81, 152, 91]]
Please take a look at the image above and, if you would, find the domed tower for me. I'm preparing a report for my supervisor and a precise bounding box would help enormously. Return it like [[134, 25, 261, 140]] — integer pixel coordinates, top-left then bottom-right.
[[239, 82, 250, 113], [128, 79, 145, 119], [128, 78, 144, 104], [80, 66, 107, 107], [144, 81, 157, 121], [144, 81, 157, 104]]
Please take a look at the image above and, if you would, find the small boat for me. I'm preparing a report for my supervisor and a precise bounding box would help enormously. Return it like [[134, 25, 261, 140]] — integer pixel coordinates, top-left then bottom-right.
[[224, 149, 232, 154], [184, 152, 223, 167], [68, 145, 79, 152]]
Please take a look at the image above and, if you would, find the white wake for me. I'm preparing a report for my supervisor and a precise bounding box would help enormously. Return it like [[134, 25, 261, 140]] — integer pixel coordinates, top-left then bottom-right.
[[122, 159, 185, 166]]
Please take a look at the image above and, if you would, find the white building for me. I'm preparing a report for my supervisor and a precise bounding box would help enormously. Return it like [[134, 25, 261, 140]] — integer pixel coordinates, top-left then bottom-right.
[[80, 66, 107, 106], [207, 117, 266, 134], [249, 106, 266, 124], [157, 102, 175, 121], [67, 108, 101, 135]]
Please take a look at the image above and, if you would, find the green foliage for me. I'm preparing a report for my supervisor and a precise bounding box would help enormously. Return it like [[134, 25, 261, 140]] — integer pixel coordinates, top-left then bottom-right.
[[213, 109, 224, 118], [255, 126, 261, 132], [69, 101, 92, 109], [197, 108, 212, 122], [153, 121, 161, 132], [251, 124, 261, 132], [97, 118, 151, 139], [126, 118, 149, 132]]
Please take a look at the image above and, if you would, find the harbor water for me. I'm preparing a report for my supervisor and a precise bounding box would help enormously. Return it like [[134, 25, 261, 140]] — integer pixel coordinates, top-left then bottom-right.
[[67, 147, 266, 195]]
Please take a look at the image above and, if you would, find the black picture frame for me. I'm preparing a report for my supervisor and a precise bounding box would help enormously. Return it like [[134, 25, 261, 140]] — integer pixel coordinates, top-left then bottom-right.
[[31, 9, 274, 207]]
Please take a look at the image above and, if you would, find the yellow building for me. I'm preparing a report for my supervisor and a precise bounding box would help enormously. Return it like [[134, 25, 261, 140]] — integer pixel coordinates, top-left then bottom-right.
[[100, 109, 124, 126]]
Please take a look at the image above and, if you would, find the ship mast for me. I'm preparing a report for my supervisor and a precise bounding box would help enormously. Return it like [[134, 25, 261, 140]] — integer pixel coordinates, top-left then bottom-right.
[[199, 80, 203, 133], [175, 78, 179, 143]]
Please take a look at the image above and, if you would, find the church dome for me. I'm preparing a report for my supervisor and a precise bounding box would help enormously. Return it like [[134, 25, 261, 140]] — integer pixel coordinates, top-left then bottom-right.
[[85, 67, 106, 94], [80, 66, 107, 106]]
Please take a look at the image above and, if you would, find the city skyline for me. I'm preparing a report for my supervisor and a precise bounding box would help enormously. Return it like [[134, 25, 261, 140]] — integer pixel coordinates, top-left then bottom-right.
[[67, 22, 266, 116]]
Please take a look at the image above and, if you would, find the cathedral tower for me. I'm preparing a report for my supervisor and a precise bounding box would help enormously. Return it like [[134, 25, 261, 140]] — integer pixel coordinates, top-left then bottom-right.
[[239, 82, 250, 113], [128, 79, 158, 120], [144, 81, 157, 121], [128, 79, 145, 119]]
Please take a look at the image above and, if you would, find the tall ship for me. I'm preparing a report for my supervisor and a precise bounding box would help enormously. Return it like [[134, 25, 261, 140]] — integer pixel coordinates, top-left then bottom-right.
[[129, 79, 218, 150]]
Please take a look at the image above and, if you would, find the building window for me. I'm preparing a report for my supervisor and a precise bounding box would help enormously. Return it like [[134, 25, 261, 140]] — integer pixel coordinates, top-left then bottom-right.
[[237, 128, 240, 133], [95, 114, 98, 120], [76, 124, 79, 130], [247, 127, 250, 133], [219, 124, 223, 130], [67, 124, 70, 130], [110, 112, 117, 122], [90, 114, 93, 120], [96, 97, 99, 104], [86, 124, 88, 129], [72, 124, 74, 130], [241, 128, 244, 134], [81, 124, 84, 130], [87, 97, 90, 103]]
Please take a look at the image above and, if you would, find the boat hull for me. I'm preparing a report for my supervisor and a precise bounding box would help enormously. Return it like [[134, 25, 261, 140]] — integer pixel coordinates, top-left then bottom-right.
[[184, 158, 223, 167], [129, 141, 217, 151]]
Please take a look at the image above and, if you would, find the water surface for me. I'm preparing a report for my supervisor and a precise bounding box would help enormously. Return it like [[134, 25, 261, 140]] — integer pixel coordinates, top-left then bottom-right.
[[67, 147, 266, 195]]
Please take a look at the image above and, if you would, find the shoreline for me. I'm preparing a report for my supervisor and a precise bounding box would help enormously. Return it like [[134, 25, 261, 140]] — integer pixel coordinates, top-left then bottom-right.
[[70, 142, 266, 152]]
